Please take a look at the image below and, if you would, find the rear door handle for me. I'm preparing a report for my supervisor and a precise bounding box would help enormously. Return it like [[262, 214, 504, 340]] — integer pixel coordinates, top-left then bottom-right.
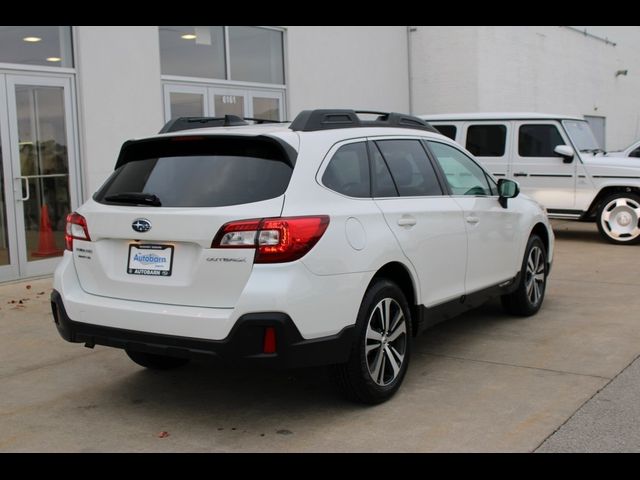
[[397, 216, 417, 227], [465, 216, 480, 224], [513, 172, 528, 177]]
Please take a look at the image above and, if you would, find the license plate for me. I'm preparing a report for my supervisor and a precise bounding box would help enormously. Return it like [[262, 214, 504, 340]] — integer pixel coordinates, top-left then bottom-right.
[[127, 244, 173, 276]]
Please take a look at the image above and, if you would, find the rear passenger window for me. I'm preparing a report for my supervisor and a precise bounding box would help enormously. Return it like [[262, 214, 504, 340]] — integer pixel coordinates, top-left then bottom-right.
[[375, 140, 443, 197], [466, 124, 506, 156], [433, 125, 457, 141], [322, 142, 370, 198], [519, 124, 564, 157], [370, 144, 398, 197], [428, 141, 493, 196]]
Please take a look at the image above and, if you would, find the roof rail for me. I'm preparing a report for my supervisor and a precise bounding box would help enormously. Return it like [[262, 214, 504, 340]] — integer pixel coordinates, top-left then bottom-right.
[[289, 109, 439, 133], [159, 115, 283, 134]]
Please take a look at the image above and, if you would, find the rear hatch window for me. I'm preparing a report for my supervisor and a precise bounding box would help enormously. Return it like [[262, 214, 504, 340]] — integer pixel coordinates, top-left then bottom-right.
[[94, 136, 294, 208]]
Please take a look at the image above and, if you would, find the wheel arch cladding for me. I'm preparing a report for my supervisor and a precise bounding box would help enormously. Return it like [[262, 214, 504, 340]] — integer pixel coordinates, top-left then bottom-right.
[[369, 262, 419, 336], [531, 222, 549, 254]]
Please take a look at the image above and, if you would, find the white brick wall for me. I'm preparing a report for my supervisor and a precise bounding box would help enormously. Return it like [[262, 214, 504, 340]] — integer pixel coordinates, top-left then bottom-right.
[[411, 26, 640, 150]]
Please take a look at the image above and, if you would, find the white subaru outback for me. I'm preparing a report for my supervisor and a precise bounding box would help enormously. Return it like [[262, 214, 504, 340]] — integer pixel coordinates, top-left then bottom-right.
[[51, 110, 554, 403]]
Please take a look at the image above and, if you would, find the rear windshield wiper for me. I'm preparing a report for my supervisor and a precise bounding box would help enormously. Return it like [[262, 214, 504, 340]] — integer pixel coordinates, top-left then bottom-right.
[[104, 192, 162, 207]]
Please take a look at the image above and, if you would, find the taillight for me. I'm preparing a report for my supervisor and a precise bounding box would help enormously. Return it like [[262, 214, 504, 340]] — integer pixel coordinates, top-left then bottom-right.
[[212, 216, 330, 263], [65, 212, 91, 251]]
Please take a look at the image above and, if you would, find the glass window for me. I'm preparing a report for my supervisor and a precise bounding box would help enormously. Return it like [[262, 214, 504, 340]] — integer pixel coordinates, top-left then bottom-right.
[[370, 144, 398, 197], [519, 124, 565, 157], [630, 147, 640, 158], [562, 120, 600, 152], [159, 26, 226, 79], [466, 124, 506, 157], [428, 141, 492, 196], [229, 26, 284, 84], [0, 26, 73, 67], [253, 97, 280, 121], [169, 92, 204, 119], [375, 140, 443, 197], [214, 94, 244, 117], [322, 143, 370, 198], [433, 125, 457, 141], [95, 138, 292, 208]]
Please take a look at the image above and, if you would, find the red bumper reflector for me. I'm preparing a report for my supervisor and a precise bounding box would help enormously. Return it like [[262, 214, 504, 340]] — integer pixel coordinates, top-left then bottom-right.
[[263, 327, 277, 354]]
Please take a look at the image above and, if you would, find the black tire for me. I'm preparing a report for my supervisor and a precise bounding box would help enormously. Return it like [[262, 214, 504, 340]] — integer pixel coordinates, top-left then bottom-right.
[[596, 193, 640, 245], [125, 349, 190, 370], [501, 235, 547, 316], [330, 279, 412, 404]]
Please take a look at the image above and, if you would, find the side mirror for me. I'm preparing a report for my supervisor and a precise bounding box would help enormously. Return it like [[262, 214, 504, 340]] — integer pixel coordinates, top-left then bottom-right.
[[554, 144, 575, 163], [498, 178, 519, 208]]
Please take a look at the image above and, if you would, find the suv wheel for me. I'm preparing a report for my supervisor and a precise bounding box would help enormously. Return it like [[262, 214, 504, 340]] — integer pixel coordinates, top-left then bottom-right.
[[125, 350, 190, 370], [501, 235, 547, 316], [596, 193, 640, 245], [331, 279, 412, 404]]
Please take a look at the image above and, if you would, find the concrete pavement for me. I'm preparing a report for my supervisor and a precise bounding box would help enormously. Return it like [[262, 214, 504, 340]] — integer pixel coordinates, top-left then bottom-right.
[[1, 220, 640, 452]]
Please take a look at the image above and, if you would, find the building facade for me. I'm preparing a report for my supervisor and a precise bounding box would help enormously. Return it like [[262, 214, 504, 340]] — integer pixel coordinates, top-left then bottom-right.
[[0, 26, 638, 281]]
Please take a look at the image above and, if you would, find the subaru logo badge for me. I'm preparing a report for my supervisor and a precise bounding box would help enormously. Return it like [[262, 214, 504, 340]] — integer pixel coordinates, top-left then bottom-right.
[[132, 218, 151, 233]]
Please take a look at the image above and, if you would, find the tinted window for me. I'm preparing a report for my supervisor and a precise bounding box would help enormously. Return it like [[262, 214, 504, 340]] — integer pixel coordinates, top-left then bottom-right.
[[630, 147, 640, 158], [375, 140, 443, 197], [428, 141, 492, 196], [322, 142, 370, 198], [0, 26, 73, 68], [95, 137, 292, 208], [229, 26, 285, 84], [466, 124, 506, 156], [370, 144, 398, 197], [519, 124, 565, 157], [159, 26, 227, 79], [433, 125, 457, 140]]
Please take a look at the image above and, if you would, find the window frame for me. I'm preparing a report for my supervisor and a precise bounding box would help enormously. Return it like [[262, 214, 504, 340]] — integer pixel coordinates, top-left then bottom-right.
[[319, 140, 372, 199], [159, 26, 287, 88], [316, 137, 373, 201], [518, 123, 567, 158], [423, 139, 499, 198], [372, 137, 446, 198], [465, 123, 507, 157]]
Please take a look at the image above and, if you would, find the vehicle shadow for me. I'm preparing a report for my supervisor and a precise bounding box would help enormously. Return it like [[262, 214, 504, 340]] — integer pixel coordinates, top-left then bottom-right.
[[551, 224, 603, 244], [100, 299, 513, 422]]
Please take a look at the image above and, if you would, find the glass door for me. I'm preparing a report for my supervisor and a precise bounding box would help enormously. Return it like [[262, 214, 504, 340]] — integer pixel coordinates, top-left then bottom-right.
[[0, 77, 19, 281], [163, 82, 285, 122], [250, 91, 283, 121], [5, 74, 79, 278], [163, 84, 207, 120], [211, 88, 247, 118]]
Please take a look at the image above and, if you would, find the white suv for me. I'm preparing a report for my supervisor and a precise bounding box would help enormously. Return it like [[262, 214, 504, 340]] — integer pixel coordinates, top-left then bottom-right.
[[52, 110, 554, 403], [420, 113, 640, 244]]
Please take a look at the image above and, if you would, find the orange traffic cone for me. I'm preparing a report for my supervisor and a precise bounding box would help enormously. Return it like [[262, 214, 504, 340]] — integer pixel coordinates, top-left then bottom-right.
[[32, 204, 63, 257]]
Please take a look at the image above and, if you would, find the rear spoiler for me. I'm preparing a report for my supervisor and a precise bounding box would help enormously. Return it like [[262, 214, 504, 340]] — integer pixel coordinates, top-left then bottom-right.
[[114, 134, 298, 170]]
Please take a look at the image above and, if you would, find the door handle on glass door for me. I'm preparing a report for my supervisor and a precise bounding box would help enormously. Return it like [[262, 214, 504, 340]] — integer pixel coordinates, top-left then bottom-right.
[[397, 216, 417, 227], [15, 177, 30, 201]]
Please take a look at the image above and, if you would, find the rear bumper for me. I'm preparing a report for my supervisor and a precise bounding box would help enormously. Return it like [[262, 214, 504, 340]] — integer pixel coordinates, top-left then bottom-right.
[[51, 290, 354, 368]]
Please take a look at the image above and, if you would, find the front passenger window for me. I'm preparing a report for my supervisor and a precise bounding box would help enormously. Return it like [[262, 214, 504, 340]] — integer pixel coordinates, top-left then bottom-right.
[[427, 141, 493, 196]]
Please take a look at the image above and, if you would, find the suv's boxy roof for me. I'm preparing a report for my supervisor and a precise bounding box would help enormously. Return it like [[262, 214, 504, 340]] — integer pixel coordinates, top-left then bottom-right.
[[419, 112, 585, 122]]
